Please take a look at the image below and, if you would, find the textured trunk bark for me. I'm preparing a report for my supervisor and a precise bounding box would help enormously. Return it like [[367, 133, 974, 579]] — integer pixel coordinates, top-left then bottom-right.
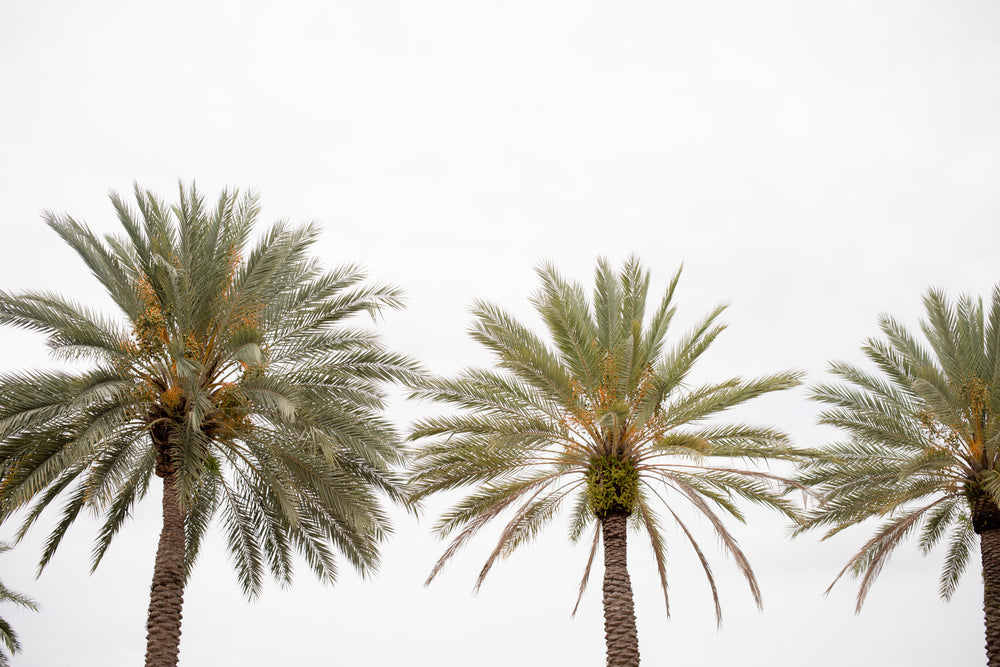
[[982, 529, 1000, 667], [144, 473, 186, 667], [601, 510, 640, 667]]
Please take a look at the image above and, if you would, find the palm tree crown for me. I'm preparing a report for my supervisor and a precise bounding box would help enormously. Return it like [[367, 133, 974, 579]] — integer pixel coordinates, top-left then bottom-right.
[[0, 184, 418, 665], [798, 286, 1000, 667], [408, 258, 803, 666], [798, 287, 1000, 607]]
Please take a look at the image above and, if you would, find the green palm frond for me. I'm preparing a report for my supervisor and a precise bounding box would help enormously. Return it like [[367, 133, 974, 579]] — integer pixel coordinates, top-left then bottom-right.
[[0, 544, 38, 666], [940, 520, 976, 600]]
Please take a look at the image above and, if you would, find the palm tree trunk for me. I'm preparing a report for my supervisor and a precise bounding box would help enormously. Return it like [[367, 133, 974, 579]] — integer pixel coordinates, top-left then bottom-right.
[[982, 528, 1000, 667], [144, 472, 186, 667], [601, 510, 639, 667]]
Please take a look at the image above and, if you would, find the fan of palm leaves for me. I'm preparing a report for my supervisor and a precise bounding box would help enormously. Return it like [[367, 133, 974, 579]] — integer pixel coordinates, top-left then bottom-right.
[[409, 257, 805, 626], [798, 286, 1000, 609], [0, 183, 419, 665]]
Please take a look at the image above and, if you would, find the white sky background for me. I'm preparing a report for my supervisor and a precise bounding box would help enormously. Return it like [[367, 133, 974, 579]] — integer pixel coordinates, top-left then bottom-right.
[[0, 1, 998, 665]]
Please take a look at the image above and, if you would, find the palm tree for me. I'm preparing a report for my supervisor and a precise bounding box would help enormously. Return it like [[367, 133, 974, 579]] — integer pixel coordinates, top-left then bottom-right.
[[408, 258, 804, 667], [797, 286, 1000, 665], [0, 544, 38, 667], [0, 184, 419, 667]]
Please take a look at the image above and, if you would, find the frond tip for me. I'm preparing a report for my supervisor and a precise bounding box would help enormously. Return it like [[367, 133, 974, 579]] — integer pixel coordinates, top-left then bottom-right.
[[0, 543, 38, 665]]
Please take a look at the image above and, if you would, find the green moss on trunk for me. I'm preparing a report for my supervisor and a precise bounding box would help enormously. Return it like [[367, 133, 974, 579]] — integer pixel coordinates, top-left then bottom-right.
[[587, 457, 639, 517]]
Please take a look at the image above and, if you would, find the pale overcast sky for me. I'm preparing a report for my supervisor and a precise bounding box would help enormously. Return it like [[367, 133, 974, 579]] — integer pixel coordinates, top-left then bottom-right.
[[1, 2, 998, 666]]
